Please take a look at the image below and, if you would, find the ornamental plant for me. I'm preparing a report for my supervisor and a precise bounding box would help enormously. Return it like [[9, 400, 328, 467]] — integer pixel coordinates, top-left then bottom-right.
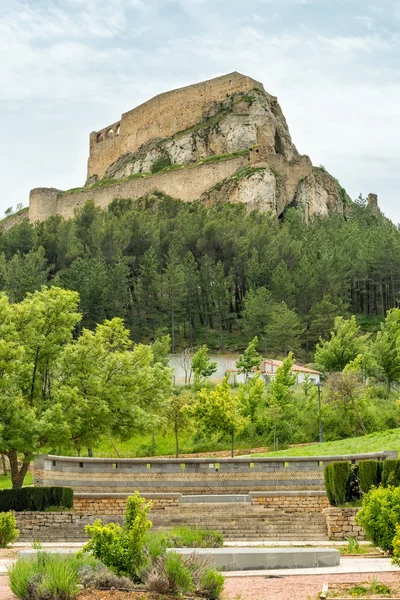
[[83, 492, 152, 579], [0, 511, 19, 547]]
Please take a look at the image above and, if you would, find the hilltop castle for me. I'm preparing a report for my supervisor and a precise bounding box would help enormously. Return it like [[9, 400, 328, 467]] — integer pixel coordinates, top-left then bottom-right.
[[20, 72, 369, 224]]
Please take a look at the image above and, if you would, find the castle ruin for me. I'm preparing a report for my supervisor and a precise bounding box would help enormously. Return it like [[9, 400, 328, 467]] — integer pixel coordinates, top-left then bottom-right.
[[25, 72, 354, 223]]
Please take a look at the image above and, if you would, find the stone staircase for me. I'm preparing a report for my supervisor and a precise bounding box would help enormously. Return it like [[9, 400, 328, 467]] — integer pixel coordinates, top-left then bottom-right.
[[150, 501, 328, 541]]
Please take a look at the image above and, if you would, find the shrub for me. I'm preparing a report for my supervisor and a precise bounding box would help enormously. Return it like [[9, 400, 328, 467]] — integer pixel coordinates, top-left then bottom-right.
[[382, 459, 400, 487], [0, 511, 19, 547], [78, 563, 134, 590], [391, 524, 400, 566], [146, 551, 224, 599], [163, 552, 194, 594], [199, 567, 225, 599], [167, 526, 224, 548], [151, 155, 172, 174], [0, 487, 73, 512], [83, 491, 152, 579], [357, 486, 400, 551], [8, 553, 94, 600], [358, 460, 382, 494], [324, 461, 353, 505]]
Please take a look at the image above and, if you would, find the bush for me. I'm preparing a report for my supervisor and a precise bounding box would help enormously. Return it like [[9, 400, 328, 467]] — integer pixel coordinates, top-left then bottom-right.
[[357, 486, 400, 552], [199, 567, 225, 599], [146, 551, 224, 599], [78, 563, 134, 590], [8, 553, 95, 600], [167, 526, 224, 548], [151, 155, 171, 174], [0, 487, 73, 512], [358, 460, 382, 493], [83, 491, 152, 579], [0, 511, 19, 547], [163, 552, 194, 594], [382, 459, 400, 487], [324, 461, 353, 505]]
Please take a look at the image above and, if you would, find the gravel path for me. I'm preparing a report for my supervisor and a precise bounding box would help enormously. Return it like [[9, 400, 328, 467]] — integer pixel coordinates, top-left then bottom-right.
[[223, 572, 400, 600]]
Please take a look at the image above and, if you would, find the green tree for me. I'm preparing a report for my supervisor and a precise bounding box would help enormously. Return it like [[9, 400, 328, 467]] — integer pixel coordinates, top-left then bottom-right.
[[136, 247, 161, 341], [191, 345, 217, 388], [238, 374, 265, 443], [264, 302, 304, 356], [1, 247, 50, 302], [164, 391, 193, 457], [266, 353, 296, 447], [324, 356, 368, 435], [196, 378, 244, 457], [56, 318, 172, 451], [0, 287, 81, 487], [162, 244, 185, 353], [241, 287, 274, 343], [315, 316, 369, 373], [236, 336, 262, 381], [373, 308, 400, 396], [307, 294, 347, 349]]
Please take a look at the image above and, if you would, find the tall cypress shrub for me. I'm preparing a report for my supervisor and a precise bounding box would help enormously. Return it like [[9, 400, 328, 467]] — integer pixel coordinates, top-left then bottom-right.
[[358, 460, 382, 493], [324, 461, 352, 505], [382, 460, 400, 487]]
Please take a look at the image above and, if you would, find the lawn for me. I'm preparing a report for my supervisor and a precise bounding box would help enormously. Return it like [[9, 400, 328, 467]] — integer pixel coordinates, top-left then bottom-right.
[[252, 428, 400, 457], [0, 471, 33, 489]]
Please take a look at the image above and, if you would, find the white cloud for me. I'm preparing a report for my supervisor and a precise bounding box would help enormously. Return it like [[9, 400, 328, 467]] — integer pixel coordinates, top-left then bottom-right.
[[0, 0, 399, 221]]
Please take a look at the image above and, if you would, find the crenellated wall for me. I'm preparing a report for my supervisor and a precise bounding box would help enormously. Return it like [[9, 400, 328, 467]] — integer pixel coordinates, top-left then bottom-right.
[[87, 72, 264, 180]]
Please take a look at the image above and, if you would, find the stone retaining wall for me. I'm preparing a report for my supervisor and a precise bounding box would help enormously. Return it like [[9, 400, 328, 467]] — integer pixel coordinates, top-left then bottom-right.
[[323, 507, 364, 541], [250, 491, 330, 513], [74, 493, 180, 514], [34, 452, 396, 495]]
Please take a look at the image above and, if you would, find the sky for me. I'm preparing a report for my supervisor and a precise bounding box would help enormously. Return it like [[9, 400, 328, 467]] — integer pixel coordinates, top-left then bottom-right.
[[1, 0, 399, 221]]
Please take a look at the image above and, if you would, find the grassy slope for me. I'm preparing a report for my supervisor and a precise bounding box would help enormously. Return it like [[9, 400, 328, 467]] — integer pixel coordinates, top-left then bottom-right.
[[252, 429, 400, 457], [0, 472, 33, 490]]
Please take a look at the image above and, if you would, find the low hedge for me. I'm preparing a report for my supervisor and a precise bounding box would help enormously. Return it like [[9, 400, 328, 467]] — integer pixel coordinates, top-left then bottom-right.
[[0, 487, 73, 512]]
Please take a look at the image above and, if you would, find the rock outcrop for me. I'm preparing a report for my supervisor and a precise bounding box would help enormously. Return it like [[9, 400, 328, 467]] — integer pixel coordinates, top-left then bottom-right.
[[24, 72, 357, 223]]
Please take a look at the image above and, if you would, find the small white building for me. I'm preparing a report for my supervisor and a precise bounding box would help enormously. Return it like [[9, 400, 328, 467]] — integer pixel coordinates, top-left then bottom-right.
[[262, 359, 321, 384], [227, 359, 321, 385]]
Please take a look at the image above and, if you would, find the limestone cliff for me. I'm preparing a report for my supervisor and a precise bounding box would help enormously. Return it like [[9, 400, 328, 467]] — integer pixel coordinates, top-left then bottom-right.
[[24, 73, 355, 223]]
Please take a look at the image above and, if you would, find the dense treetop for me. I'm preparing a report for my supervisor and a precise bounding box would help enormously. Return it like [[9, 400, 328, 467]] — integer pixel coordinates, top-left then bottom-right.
[[0, 194, 397, 356]]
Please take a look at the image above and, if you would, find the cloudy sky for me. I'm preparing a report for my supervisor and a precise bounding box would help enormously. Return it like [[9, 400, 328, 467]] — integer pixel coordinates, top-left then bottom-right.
[[1, 0, 399, 220]]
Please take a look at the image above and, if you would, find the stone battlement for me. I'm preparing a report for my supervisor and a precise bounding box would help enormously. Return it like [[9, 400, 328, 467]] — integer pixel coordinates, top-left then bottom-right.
[[88, 72, 264, 180]]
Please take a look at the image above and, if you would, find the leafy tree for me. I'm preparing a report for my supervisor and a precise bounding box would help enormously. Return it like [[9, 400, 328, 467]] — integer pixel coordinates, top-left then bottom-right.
[[236, 336, 262, 381], [163, 391, 193, 457], [0, 287, 81, 487], [136, 247, 161, 340], [0, 288, 172, 487], [238, 374, 265, 443], [307, 294, 347, 350], [1, 247, 50, 302], [315, 316, 369, 373], [266, 353, 296, 447], [241, 287, 274, 343], [56, 318, 172, 450], [264, 302, 304, 356], [196, 378, 244, 457], [191, 345, 217, 388], [373, 308, 400, 396], [324, 356, 368, 435], [162, 244, 185, 353]]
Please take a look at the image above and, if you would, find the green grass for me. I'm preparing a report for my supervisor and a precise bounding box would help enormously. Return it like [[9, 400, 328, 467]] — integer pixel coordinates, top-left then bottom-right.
[[0, 472, 33, 490], [252, 428, 400, 457]]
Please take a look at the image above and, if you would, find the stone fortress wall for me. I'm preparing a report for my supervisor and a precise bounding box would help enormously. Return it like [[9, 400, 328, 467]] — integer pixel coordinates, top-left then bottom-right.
[[20, 71, 379, 226], [87, 72, 264, 180]]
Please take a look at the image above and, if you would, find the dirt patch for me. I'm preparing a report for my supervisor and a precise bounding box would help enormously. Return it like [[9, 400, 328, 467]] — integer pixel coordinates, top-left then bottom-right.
[[223, 573, 400, 600], [78, 591, 201, 600], [328, 576, 400, 598]]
